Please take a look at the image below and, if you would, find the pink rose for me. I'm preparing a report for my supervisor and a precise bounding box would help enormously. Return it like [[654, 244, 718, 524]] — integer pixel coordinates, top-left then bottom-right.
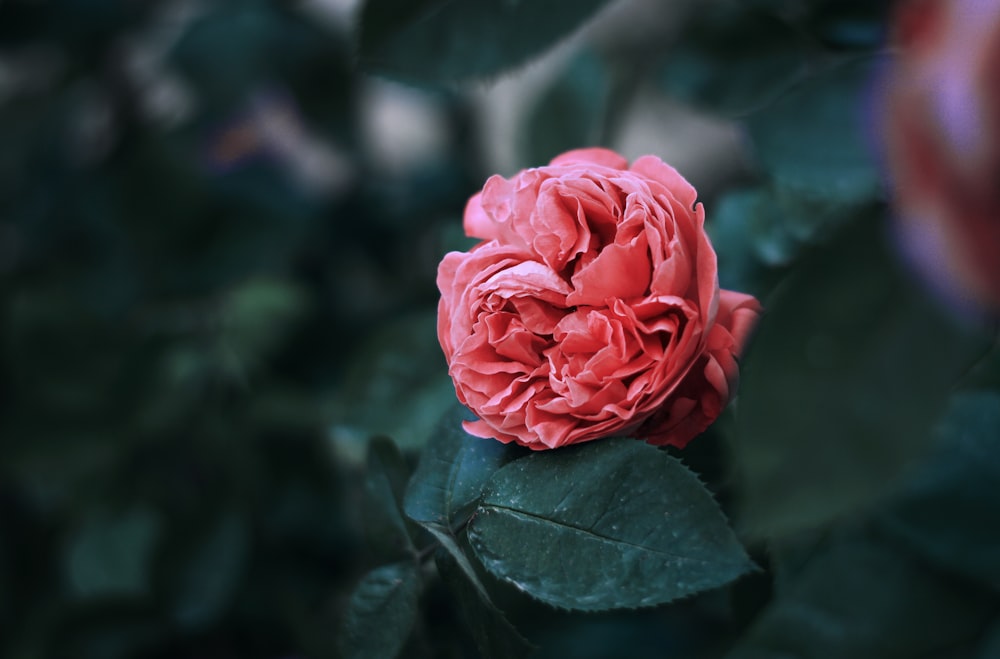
[[437, 148, 761, 450], [882, 0, 1000, 311]]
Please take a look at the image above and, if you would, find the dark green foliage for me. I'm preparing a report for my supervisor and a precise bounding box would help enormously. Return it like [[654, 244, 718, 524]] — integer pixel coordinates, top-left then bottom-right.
[[331, 312, 458, 451], [657, 8, 815, 117], [976, 621, 1000, 659], [745, 397, 1000, 658], [338, 561, 423, 659], [745, 56, 883, 205], [731, 527, 998, 658], [741, 387, 1000, 658], [740, 0, 891, 50], [404, 403, 526, 529], [358, 0, 616, 85], [468, 439, 754, 611], [878, 392, 1000, 592], [403, 404, 525, 606], [655, 0, 889, 117], [0, 0, 467, 655], [65, 506, 163, 599], [436, 551, 536, 659], [363, 437, 417, 560], [522, 49, 610, 167], [734, 219, 993, 538], [166, 513, 250, 628], [708, 187, 797, 298]]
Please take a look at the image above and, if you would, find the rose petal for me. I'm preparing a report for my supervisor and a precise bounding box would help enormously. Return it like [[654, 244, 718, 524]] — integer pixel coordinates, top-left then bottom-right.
[[567, 240, 651, 306], [463, 192, 496, 240], [716, 289, 763, 349], [481, 260, 572, 303], [630, 155, 698, 209], [549, 147, 629, 170]]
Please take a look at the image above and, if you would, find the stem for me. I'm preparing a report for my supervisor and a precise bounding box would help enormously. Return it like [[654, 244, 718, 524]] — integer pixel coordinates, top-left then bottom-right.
[[412, 513, 475, 564], [414, 542, 438, 564]]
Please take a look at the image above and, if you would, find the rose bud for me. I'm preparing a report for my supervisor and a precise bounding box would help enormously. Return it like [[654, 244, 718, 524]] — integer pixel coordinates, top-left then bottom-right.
[[436, 148, 761, 450], [882, 0, 1000, 311]]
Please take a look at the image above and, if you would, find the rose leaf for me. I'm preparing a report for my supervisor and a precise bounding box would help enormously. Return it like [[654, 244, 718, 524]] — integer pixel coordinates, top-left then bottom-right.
[[403, 403, 526, 529], [467, 438, 755, 611], [337, 561, 423, 659], [357, 0, 616, 85], [745, 56, 883, 206], [708, 186, 797, 299], [362, 436, 417, 560], [657, 9, 815, 117], [436, 550, 536, 659]]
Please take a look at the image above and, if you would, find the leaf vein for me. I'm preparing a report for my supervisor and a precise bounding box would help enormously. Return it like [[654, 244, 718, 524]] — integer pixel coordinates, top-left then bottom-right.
[[480, 505, 726, 566]]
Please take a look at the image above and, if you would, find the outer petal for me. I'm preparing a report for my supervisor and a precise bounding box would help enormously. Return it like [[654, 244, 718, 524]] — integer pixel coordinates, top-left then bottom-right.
[[641, 289, 761, 448], [463, 192, 497, 241], [716, 289, 763, 350], [630, 155, 698, 210], [549, 147, 629, 170]]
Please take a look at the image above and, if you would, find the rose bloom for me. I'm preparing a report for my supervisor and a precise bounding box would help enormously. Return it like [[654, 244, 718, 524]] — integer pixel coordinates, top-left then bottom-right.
[[436, 148, 760, 450], [882, 0, 1000, 311]]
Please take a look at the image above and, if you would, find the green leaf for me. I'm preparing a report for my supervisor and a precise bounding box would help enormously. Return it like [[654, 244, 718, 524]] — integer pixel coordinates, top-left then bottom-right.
[[65, 506, 162, 599], [402, 404, 522, 609], [468, 438, 754, 611], [436, 551, 536, 659], [708, 181, 873, 300], [730, 529, 997, 658], [735, 219, 993, 538], [657, 9, 813, 116], [403, 403, 523, 528], [401, 403, 522, 607], [771, 182, 870, 246], [522, 48, 609, 167], [878, 392, 1000, 592], [338, 561, 423, 659], [363, 437, 416, 558], [424, 522, 496, 608], [368, 436, 412, 511], [745, 56, 882, 205], [357, 0, 615, 85]]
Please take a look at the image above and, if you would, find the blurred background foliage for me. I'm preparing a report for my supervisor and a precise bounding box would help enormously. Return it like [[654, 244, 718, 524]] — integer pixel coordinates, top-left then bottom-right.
[[2, 0, 999, 657]]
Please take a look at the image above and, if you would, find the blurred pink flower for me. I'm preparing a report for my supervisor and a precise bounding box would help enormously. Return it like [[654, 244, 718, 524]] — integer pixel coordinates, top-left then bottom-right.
[[882, 0, 1000, 311]]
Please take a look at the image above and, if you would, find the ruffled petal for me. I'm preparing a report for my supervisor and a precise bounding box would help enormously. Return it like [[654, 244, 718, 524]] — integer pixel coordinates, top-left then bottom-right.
[[549, 147, 629, 170]]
